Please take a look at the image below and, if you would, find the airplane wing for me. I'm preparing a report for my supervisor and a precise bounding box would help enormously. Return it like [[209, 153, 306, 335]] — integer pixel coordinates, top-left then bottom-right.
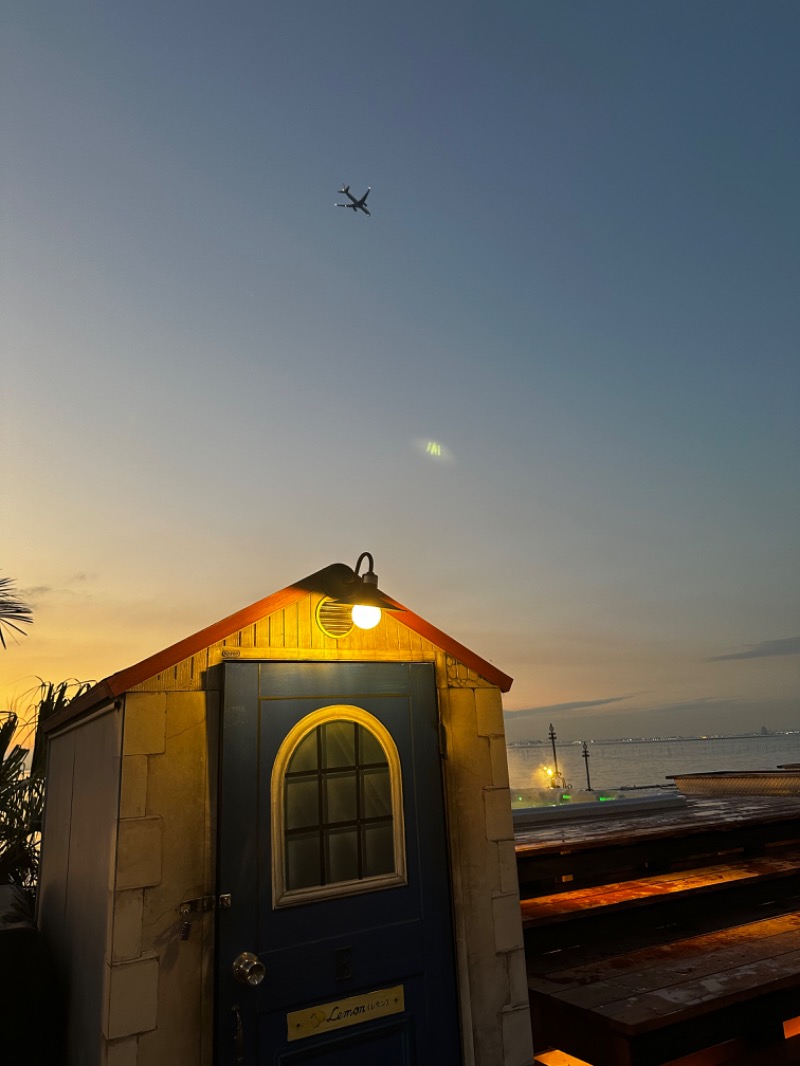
[[360, 188, 370, 202]]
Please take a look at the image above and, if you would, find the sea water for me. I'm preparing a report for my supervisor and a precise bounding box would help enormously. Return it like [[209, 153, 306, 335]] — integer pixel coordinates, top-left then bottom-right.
[[506, 733, 800, 792]]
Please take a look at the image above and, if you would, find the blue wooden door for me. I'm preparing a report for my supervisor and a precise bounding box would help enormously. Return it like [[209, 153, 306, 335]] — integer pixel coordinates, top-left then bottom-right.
[[216, 662, 461, 1065]]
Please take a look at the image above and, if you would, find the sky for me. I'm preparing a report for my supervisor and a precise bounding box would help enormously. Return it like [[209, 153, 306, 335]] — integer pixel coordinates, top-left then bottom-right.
[[2, 1, 798, 741]]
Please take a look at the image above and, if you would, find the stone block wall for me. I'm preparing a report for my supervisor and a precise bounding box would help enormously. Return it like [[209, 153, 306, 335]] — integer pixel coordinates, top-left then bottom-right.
[[102, 691, 218, 1065], [439, 684, 533, 1066]]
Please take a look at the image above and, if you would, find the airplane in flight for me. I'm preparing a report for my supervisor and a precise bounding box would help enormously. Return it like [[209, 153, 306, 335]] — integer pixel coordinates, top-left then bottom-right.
[[336, 185, 371, 216]]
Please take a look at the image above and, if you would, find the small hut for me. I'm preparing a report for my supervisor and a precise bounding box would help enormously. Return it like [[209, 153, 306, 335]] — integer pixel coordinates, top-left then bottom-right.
[[39, 557, 532, 1066]]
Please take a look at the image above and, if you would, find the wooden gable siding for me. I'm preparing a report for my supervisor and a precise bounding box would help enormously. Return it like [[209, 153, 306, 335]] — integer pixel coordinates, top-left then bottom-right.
[[44, 564, 511, 735], [129, 593, 493, 694]]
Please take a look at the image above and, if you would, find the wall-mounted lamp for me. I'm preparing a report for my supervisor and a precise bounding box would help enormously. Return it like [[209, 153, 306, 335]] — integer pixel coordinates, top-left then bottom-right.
[[323, 553, 403, 630]]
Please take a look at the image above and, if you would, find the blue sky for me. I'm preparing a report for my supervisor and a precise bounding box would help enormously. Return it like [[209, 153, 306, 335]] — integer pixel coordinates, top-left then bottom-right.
[[2, 1, 798, 739]]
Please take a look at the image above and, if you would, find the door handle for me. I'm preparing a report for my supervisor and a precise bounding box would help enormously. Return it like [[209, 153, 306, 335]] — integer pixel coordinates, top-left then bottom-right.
[[232, 1005, 244, 1064], [233, 951, 266, 986]]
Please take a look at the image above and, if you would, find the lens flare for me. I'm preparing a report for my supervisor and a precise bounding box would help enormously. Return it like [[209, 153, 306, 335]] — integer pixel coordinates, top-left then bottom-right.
[[413, 438, 454, 464]]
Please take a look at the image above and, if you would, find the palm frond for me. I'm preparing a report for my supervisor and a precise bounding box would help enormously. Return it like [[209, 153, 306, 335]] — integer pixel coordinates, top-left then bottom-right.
[[0, 575, 34, 649]]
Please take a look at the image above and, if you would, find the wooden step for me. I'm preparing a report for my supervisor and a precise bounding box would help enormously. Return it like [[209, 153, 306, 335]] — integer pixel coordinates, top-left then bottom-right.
[[528, 914, 800, 1066], [521, 847, 800, 930], [533, 1032, 800, 1066], [516, 796, 800, 898]]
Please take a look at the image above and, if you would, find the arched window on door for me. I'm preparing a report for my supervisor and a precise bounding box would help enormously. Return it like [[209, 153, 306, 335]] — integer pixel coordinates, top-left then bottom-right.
[[271, 706, 407, 907]]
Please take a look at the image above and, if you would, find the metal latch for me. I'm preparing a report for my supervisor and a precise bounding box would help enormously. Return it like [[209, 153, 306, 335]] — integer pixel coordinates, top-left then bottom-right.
[[176, 895, 217, 940], [177, 894, 217, 914]]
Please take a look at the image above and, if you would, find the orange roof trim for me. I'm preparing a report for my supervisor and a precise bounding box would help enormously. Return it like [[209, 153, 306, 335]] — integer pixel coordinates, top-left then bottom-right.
[[46, 564, 512, 733]]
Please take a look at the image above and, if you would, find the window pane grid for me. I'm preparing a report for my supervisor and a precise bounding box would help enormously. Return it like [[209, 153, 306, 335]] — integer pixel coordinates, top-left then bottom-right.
[[284, 722, 395, 890]]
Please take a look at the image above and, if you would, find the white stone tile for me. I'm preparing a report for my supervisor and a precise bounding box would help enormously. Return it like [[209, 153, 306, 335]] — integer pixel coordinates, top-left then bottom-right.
[[492, 891, 526, 954], [105, 1036, 138, 1066], [136, 927, 203, 1066], [484, 786, 515, 842], [490, 735, 511, 787], [501, 1003, 534, 1066], [120, 756, 147, 819], [105, 956, 159, 1039], [123, 694, 167, 756], [112, 890, 144, 962], [498, 839, 520, 895], [507, 947, 529, 1007], [117, 818, 162, 890], [445, 686, 477, 731], [475, 687, 505, 737]]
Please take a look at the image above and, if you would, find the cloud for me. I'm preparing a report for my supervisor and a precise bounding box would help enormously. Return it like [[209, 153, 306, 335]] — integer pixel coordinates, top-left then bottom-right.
[[21, 586, 53, 597], [707, 636, 800, 662], [506, 695, 633, 722], [504, 694, 798, 742], [20, 573, 98, 606], [636, 697, 730, 715]]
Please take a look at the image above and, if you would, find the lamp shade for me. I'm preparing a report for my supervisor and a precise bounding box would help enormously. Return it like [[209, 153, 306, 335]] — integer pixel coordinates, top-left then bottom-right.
[[321, 560, 404, 630]]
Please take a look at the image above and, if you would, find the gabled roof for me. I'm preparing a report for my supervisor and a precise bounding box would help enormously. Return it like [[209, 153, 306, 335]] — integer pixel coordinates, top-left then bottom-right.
[[45, 564, 512, 734]]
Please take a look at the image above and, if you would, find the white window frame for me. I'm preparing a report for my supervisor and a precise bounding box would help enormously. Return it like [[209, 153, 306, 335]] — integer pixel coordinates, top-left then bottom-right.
[[271, 705, 407, 908]]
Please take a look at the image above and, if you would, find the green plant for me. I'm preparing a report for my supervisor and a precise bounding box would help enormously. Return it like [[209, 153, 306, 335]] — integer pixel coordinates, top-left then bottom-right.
[[0, 714, 36, 885]]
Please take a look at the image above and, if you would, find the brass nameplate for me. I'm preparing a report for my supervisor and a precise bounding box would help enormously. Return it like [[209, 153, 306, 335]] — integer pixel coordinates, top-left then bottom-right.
[[287, 985, 404, 1041]]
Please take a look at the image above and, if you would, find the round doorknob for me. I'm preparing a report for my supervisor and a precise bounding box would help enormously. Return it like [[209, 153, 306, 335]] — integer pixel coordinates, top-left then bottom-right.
[[233, 951, 266, 986]]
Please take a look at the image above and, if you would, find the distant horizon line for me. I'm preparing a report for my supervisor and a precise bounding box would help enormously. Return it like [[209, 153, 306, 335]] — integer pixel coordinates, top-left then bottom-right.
[[508, 729, 800, 747]]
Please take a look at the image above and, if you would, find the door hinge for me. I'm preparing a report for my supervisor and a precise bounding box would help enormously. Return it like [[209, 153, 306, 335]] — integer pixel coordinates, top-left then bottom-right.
[[438, 720, 448, 758]]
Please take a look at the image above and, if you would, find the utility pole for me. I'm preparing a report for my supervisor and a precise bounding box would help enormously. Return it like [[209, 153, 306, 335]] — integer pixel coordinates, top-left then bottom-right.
[[548, 723, 560, 788], [581, 740, 592, 790]]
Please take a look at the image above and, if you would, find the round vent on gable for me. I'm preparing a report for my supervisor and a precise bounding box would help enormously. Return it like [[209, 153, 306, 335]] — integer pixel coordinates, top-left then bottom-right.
[[315, 597, 355, 639]]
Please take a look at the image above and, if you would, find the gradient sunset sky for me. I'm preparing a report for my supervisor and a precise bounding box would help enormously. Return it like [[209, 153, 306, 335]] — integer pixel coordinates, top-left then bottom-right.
[[2, 2, 798, 740]]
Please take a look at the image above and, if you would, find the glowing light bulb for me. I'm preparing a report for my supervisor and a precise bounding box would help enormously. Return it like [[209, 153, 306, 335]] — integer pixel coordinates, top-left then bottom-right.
[[351, 604, 381, 630]]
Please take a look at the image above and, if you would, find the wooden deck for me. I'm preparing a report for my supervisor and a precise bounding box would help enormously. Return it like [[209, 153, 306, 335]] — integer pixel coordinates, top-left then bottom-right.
[[516, 795, 800, 895], [519, 795, 800, 1066]]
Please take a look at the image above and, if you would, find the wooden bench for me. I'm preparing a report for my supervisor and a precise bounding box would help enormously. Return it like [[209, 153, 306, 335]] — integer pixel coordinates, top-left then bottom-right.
[[516, 796, 800, 899], [521, 846, 800, 953], [528, 912, 800, 1066], [519, 797, 800, 1065]]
